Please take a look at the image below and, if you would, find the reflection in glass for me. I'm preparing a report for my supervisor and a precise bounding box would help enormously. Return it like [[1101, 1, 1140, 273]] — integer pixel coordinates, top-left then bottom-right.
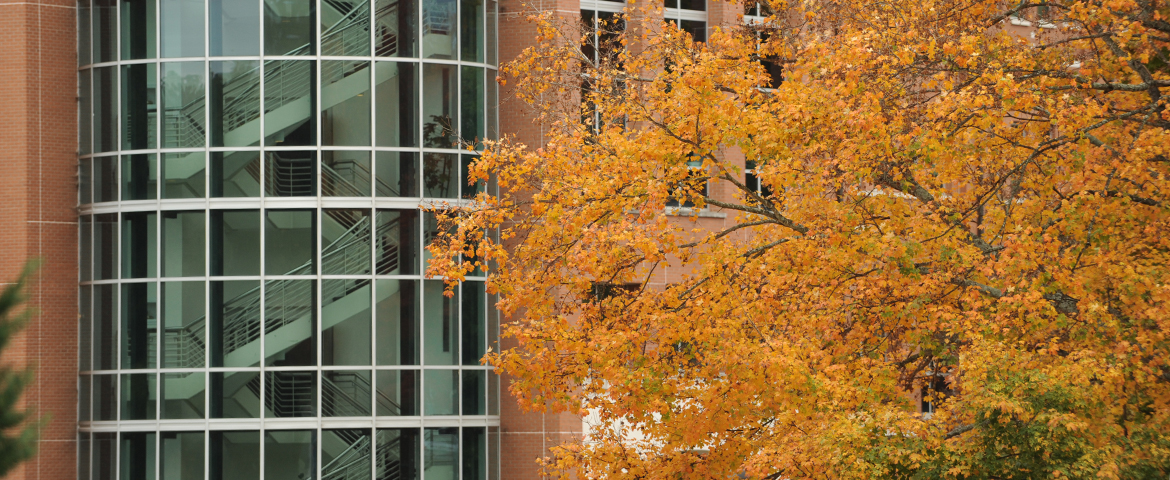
[[162, 212, 205, 277], [162, 152, 206, 198], [160, 0, 204, 57], [120, 0, 156, 60], [264, 0, 314, 55], [376, 429, 419, 480], [80, 286, 93, 372], [323, 151, 372, 197], [463, 427, 487, 480], [94, 156, 118, 203], [322, 279, 371, 365], [424, 281, 457, 365], [264, 372, 316, 417], [94, 375, 117, 420], [121, 212, 157, 279], [462, 154, 485, 200], [80, 71, 92, 155], [264, 430, 314, 480], [486, 0, 496, 65], [160, 432, 204, 480], [423, 64, 457, 148], [461, 0, 483, 61], [375, 0, 417, 57], [210, 61, 261, 147], [375, 369, 418, 416], [120, 373, 156, 420], [376, 210, 419, 275], [265, 151, 317, 196], [462, 281, 485, 364], [462, 370, 485, 415], [486, 70, 498, 141], [122, 154, 158, 201], [422, 0, 457, 58], [210, 431, 260, 480], [119, 432, 156, 480], [423, 153, 458, 198], [322, 209, 370, 275], [94, 0, 118, 63], [94, 67, 118, 153], [376, 151, 419, 197], [423, 427, 458, 478], [264, 61, 315, 146], [81, 216, 93, 281], [211, 151, 262, 197], [264, 280, 315, 366], [424, 370, 458, 415], [95, 214, 118, 280], [121, 282, 157, 369], [210, 281, 261, 368], [375, 62, 418, 147], [322, 61, 371, 146], [322, 431, 370, 479], [265, 210, 315, 274], [376, 279, 418, 366], [321, 0, 369, 56], [161, 281, 205, 368], [461, 67, 484, 147], [210, 0, 260, 56], [211, 210, 260, 276], [79, 375, 92, 422], [94, 284, 117, 371], [161, 62, 206, 149], [322, 371, 372, 416], [121, 63, 156, 150], [80, 0, 92, 66], [210, 371, 260, 418], [94, 432, 117, 479], [162, 372, 206, 419]]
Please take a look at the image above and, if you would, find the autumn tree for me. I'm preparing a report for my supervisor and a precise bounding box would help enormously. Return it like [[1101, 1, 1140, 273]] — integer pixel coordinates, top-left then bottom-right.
[[430, 0, 1170, 478]]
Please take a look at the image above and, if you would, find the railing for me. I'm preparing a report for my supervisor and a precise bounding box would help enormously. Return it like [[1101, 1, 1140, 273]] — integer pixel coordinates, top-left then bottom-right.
[[263, 371, 316, 417], [265, 152, 315, 196], [322, 158, 402, 198], [423, 3, 452, 35]]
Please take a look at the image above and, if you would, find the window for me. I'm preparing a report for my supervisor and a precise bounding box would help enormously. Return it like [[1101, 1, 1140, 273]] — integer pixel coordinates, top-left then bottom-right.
[[666, 157, 708, 208]]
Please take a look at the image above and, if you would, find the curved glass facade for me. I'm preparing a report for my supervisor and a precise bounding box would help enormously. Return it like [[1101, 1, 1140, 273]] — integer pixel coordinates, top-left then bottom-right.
[[77, 0, 500, 476]]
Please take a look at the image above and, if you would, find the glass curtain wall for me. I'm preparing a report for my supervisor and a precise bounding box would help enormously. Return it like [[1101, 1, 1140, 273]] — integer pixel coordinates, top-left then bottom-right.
[[77, 0, 500, 475]]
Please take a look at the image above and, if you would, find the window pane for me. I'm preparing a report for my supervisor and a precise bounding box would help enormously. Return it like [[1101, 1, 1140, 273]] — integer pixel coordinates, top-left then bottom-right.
[[423, 153, 458, 199], [94, 0, 118, 63], [460, 0, 483, 61], [462, 427, 487, 480], [375, 370, 418, 416], [160, 432, 204, 480], [119, 432, 156, 480], [94, 375, 117, 420], [323, 209, 371, 275], [486, 0, 495, 65], [680, 19, 706, 41], [460, 67, 484, 147], [120, 373, 157, 420], [264, 60, 315, 145], [121, 64, 157, 150], [323, 430, 371, 479], [121, 282, 157, 369], [211, 210, 260, 276], [80, 0, 92, 66], [323, 150, 372, 197], [161, 62, 207, 148], [375, 0, 417, 57], [264, 0, 314, 55], [162, 372, 206, 419], [210, 431, 260, 480], [210, 0, 260, 56], [423, 281, 457, 365], [462, 370, 485, 415], [79, 375, 92, 422], [211, 151, 262, 197], [210, 61, 262, 147], [679, 0, 703, 10], [422, 64, 457, 148], [210, 280, 261, 367], [423, 370, 457, 415], [422, 0, 456, 59], [264, 279, 315, 366], [94, 432, 117, 480], [81, 216, 93, 281], [94, 156, 118, 203], [80, 286, 93, 372], [376, 429, 419, 480], [322, 279, 371, 365], [265, 210, 315, 274], [375, 279, 418, 365], [162, 211, 206, 277], [322, 61, 371, 146], [322, 371, 372, 416], [120, 0, 156, 60], [162, 281, 205, 368], [375, 210, 419, 275], [423, 427, 458, 477], [263, 372, 316, 417], [95, 213, 118, 280], [321, 0, 369, 56], [122, 212, 157, 279], [375, 62, 418, 147], [94, 284, 117, 370], [264, 431, 314, 479], [163, 152, 207, 199], [80, 71, 92, 155], [375, 151, 419, 198], [94, 67, 117, 153], [264, 151, 316, 196], [210, 371, 260, 418], [461, 281, 484, 365], [160, 0, 204, 57], [122, 154, 158, 201], [486, 71, 497, 140], [461, 154, 484, 200]]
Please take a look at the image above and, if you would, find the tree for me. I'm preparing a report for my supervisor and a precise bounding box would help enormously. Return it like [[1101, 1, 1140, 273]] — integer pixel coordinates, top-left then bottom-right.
[[429, 0, 1170, 478], [0, 265, 37, 475]]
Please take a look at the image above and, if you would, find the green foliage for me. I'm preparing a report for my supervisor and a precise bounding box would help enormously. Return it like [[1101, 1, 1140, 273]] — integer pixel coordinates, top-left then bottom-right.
[[0, 264, 39, 475]]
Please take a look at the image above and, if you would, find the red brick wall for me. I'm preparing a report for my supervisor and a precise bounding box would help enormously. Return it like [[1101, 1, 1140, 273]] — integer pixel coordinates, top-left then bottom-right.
[[0, 0, 79, 478]]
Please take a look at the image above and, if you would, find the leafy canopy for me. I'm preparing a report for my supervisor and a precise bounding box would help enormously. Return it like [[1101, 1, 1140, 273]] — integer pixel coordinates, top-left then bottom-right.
[[430, 0, 1170, 478]]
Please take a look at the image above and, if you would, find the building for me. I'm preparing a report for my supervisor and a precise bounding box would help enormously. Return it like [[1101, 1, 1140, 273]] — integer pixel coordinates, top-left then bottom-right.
[[0, 0, 737, 478]]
